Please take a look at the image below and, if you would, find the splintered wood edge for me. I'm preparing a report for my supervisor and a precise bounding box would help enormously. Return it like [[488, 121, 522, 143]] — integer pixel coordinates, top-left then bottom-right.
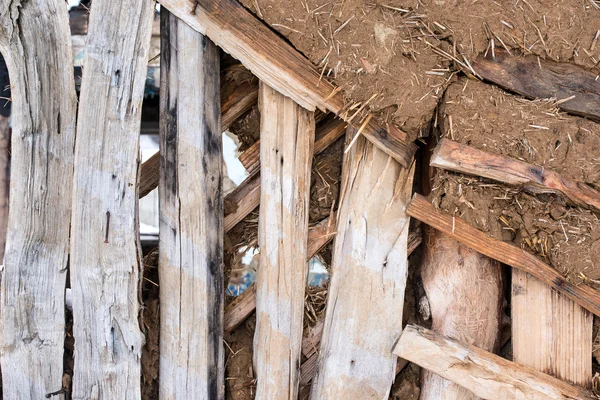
[[431, 138, 600, 211], [406, 194, 600, 317], [393, 325, 596, 400]]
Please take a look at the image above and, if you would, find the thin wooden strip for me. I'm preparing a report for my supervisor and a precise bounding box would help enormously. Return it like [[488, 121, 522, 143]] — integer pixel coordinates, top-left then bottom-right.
[[223, 223, 423, 337], [473, 48, 600, 121], [512, 270, 593, 387], [431, 138, 600, 211], [0, 1, 76, 396], [156, 0, 416, 166], [311, 131, 415, 399], [0, 115, 9, 263], [394, 325, 596, 400], [239, 115, 347, 177], [139, 78, 258, 198], [70, 0, 156, 397], [158, 11, 224, 399], [406, 194, 600, 317], [253, 83, 315, 398]]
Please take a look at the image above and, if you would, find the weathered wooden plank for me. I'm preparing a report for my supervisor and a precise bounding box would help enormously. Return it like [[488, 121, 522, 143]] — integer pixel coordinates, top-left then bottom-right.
[[239, 115, 346, 178], [473, 48, 600, 121], [311, 130, 415, 399], [69, 0, 156, 397], [0, 1, 76, 397], [0, 114, 9, 262], [253, 83, 314, 399], [420, 228, 503, 400], [156, 0, 416, 167], [431, 138, 600, 211], [158, 10, 224, 399], [512, 271, 593, 387], [394, 325, 596, 400], [139, 78, 257, 199], [406, 194, 600, 317]]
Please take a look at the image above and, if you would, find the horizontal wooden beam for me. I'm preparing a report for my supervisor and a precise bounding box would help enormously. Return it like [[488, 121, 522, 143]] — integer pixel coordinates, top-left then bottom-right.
[[473, 48, 600, 121], [431, 138, 600, 211], [139, 79, 257, 198], [394, 324, 595, 400], [406, 194, 600, 317], [156, 0, 416, 167]]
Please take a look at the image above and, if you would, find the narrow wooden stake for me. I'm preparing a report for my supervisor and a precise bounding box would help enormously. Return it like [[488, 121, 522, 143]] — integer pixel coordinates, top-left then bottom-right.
[[70, 0, 155, 397], [0, 1, 76, 397], [311, 130, 415, 399], [473, 48, 600, 121], [156, 0, 416, 166], [158, 10, 224, 399], [420, 228, 503, 400], [407, 194, 600, 317], [431, 138, 600, 211], [253, 83, 315, 399], [394, 325, 596, 400], [512, 271, 593, 387]]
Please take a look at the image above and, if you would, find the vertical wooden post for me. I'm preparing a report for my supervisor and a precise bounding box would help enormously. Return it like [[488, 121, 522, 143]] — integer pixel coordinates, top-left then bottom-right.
[[310, 131, 415, 399], [253, 83, 315, 399], [159, 10, 224, 399], [420, 228, 503, 399], [70, 0, 156, 398], [0, 1, 76, 397], [0, 114, 9, 262], [512, 272, 593, 387]]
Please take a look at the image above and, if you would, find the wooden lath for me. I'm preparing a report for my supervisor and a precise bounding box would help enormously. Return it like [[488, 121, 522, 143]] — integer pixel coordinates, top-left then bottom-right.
[[156, 0, 417, 167]]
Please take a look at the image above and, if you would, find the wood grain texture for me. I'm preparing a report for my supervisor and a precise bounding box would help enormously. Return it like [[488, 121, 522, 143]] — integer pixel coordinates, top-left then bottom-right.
[[139, 78, 257, 199], [394, 325, 596, 400], [420, 228, 503, 400], [159, 10, 224, 399], [407, 194, 600, 317], [69, 0, 156, 397], [473, 48, 600, 121], [0, 1, 76, 397], [311, 130, 415, 399], [0, 115, 9, 262], [240, 115, 346, 178], [156, 0, 416, 167], [431, 138, 600, 211], [253, 83, 315, 399], [512, 270, 593, 387]]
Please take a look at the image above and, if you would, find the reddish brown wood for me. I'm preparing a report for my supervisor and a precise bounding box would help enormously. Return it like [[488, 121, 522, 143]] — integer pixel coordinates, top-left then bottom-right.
[[473, 48, 600, 121], [407, 194, 600, 317], [431, 138, 600, 211]]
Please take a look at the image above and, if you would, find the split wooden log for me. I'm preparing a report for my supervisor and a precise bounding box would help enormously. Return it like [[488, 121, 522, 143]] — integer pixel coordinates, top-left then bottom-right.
[[253, 83, 315, 398], [156, 0, 416, 167], [311, 130, 415, 399], [473, 48, 600, 121], [420, 228, 504, 400], [0, 1, 76, 397], [239, 115, 346, 178], [69, 0, 156, 397], [431, 138, 600, 211], [223, 116, 346, 233], [394, 324, 596, 400], [159, 11, 224, 399], [0, 114, 9, 262], [139, 78, 257, 198], [406, 194, 600, 316]]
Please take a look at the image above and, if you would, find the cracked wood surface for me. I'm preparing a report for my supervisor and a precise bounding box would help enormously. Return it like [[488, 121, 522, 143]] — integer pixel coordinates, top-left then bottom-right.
[[311, 130, 415, 399], [158, 10, 224, 399], [253, 83, 315, 399], [69, 0, 156, 398], [0, 1, 76, 398], [156, 0, 416, 167], [395, 325, 595, 400]]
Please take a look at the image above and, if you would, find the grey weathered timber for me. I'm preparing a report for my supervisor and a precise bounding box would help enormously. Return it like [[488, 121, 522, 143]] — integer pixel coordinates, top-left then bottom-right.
[[0, 1, 76, 397], [0, 115, 9, 262], [253, 83, 315, 399], [69, 0, 156, 398], [159, 10, 224, 399], [310, 130, 415, 399]]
